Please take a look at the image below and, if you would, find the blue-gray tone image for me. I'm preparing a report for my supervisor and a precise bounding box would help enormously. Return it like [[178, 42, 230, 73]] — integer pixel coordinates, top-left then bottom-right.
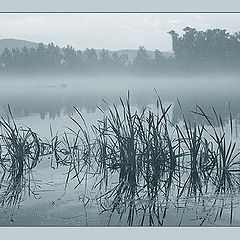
[[0, 13, 240, 227]]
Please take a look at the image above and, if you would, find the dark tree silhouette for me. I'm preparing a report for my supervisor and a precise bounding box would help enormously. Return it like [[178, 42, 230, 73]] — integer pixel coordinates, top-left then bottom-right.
[[1, 27, 240, 76]]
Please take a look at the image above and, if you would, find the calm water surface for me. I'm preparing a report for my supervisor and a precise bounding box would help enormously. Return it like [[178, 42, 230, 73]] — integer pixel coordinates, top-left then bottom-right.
[[1, 75, 240, 226]]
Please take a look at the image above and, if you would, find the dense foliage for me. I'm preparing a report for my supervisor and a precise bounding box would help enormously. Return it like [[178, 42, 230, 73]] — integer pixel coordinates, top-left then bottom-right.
[[0, 27, 240, 75]]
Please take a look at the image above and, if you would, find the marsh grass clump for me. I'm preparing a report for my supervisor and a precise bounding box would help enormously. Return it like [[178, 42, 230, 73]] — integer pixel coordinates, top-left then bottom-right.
[[90, 96, 184, 225], [0, 107, 42, 206], [67, 94, 240, 226], [0, 106, 94, 207]]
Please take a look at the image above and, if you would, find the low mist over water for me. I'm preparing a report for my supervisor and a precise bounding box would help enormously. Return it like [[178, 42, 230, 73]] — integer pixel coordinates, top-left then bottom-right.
[[1, 13, 240, 227], [0, 75, 239, 131]]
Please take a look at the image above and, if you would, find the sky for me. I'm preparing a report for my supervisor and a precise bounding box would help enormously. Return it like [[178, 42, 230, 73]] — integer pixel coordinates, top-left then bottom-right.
[[0, 13, 239, 51]]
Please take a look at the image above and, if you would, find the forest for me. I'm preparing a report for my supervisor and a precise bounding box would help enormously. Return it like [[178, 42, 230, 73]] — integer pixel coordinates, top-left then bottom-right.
[[0, 27, 240, 76]]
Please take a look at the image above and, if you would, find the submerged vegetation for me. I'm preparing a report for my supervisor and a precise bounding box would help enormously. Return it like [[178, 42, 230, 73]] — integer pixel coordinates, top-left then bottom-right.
[[1, 94, 240, 226]]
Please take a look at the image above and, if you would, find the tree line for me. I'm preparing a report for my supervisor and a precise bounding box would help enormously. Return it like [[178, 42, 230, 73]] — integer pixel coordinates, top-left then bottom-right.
[[168, 27, 240, 72], [0, 27, 240, 76]]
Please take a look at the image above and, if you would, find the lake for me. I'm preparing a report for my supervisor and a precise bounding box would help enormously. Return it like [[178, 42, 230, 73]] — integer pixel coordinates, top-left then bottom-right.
[[1, 75, 240, 226]]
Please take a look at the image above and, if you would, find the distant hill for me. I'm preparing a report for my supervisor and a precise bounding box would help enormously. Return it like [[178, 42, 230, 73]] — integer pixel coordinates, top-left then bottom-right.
[[0, 38, 40, 53], [0, 38, 173, 61]]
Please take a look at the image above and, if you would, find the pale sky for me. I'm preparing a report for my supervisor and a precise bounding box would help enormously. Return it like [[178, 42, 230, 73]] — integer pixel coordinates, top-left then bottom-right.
[[0, 13, 239, 51]]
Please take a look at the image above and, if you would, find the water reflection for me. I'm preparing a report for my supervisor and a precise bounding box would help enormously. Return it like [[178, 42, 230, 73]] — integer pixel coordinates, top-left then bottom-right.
[[0, 77, 240, 129]]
